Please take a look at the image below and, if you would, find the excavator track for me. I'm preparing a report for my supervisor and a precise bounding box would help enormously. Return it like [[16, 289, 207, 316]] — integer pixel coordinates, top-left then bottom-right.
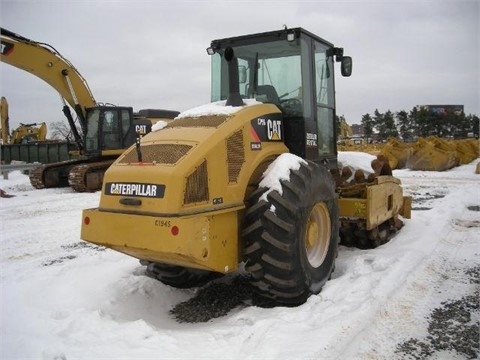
[[29, 160, 85, 189], [29, 165, 48, 189], [68, 160, 115, 192], [332, 154, 405, 249]]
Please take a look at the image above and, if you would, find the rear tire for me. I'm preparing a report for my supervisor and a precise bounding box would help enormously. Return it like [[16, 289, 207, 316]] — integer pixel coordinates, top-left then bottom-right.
[[142, 261, 220, 289], [242, 159, 339, 306]]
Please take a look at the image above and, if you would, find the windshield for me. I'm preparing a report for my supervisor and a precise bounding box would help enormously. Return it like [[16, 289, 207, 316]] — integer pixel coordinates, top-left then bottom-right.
[[211, 38, 311, 117], [85, 108, 100, 152]]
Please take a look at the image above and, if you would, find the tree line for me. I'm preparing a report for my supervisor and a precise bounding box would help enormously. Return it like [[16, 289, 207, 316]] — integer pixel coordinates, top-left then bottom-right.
[[338, 107, 479, 143]]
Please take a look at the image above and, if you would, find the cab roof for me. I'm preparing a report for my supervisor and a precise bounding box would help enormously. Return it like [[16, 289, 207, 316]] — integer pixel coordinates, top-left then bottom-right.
[[209, 27, 334, 51]]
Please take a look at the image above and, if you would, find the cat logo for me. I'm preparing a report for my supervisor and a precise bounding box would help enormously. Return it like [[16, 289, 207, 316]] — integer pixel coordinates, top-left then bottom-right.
[[250, 114, 283, 143], [266, 119, 282, 141], [1, 40, 14, 56], [135, 125, 148, 135]]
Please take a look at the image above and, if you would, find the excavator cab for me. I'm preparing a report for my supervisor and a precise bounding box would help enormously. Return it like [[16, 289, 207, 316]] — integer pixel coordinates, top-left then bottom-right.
[[208, 28, 352, 169], [83, 106, 171, 158], [84, 106, 136, 157]]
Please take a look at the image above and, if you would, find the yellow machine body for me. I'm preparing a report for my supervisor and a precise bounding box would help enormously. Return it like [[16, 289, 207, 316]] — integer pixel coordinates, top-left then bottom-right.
[[82, 102, 411, 273], [9, 122, 47, 144], [82, 103, 288, 273], [81, 27, 412, 292], [1, 96, 9, 144]]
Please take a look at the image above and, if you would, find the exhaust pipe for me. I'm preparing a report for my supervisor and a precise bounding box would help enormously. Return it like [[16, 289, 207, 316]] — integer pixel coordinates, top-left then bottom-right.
[[224, 47, 245, 107]]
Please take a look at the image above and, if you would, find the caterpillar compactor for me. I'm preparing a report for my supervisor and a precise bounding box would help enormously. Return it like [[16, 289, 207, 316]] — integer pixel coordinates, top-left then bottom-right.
[[1, 27, 178, 191], [82, 28, 411, 306]]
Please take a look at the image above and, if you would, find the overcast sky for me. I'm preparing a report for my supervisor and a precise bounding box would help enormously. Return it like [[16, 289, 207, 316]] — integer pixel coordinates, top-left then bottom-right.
[[0, 0, 478, 131]]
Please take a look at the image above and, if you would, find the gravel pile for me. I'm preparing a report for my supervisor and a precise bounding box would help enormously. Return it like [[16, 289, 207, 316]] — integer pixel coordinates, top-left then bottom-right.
[[170, 275, 257, 323], [396, 266, 480, 359]]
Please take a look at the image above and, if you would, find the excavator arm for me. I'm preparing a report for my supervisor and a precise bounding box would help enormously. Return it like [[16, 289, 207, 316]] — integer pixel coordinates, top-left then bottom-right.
[[0, 27, 96, 141], [1, 96, 9, 144], [1, 27, 179, 192]]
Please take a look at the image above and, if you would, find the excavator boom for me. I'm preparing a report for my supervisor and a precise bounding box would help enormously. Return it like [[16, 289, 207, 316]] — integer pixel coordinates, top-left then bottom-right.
[[0, 27, 96, 133], [1, 27, 179, 192]]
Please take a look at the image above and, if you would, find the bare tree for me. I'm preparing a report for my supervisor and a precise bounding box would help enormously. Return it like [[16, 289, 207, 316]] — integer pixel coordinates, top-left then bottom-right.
[[49, 121, 75, 141]]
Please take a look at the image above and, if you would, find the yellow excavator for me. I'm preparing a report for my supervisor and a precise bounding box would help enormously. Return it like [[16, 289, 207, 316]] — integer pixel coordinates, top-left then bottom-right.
[[1, 97, 48, 144], [1, 27, 178, 191], [81, 28, 411, 306], [10, 122, 47, 144]]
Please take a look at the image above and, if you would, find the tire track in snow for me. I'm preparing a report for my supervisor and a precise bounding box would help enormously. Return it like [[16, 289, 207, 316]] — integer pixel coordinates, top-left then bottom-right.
[[334, 186, 480, 359]]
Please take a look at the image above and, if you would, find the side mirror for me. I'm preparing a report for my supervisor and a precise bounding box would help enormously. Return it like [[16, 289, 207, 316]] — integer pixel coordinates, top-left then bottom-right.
[[238, 65, 247, 84], [341, 56, 352, 77]]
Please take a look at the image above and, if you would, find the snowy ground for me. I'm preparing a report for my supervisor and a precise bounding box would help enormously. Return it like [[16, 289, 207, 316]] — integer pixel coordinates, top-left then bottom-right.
[[1, 154, 479, 360]]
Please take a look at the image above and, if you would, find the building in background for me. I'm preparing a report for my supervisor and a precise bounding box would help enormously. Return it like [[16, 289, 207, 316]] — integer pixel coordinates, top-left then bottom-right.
[[418, 105, 464, 116], [351, 124, 364, 136]]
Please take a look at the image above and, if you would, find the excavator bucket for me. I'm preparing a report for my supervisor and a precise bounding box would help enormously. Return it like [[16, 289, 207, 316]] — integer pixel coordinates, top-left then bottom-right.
[[406, 137, 457, 171], [378, 138, 415, 170], [454, 139, 479, 165]]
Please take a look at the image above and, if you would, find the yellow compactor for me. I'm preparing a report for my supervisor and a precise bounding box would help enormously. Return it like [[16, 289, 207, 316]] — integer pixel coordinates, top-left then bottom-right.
[[81, 28, 411, 306]]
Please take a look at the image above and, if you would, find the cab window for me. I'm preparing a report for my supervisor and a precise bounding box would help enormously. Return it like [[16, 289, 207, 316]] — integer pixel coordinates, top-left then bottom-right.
[[315, 42, 335, 156]]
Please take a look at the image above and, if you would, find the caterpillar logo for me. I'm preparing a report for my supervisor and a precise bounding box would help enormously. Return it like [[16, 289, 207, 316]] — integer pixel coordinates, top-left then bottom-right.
[[135, 124, 149, 135], [105, 182, 165, 198], [266, 119, 282, 141], [250, 113, 283, 143]]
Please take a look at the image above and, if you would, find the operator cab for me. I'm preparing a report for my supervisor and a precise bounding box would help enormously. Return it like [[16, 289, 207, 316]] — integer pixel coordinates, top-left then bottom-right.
[[84, 106, 137, 156], [84, 107, 180, 157], [208, 27, 352, 167]]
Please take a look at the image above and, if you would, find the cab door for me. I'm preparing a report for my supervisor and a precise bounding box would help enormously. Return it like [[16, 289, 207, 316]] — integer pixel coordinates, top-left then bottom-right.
[[314, 41, 336, 162]]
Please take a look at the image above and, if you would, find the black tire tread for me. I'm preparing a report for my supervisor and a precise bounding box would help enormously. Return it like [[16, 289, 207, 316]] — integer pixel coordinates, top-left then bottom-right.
[[242, 159, 339, 306]]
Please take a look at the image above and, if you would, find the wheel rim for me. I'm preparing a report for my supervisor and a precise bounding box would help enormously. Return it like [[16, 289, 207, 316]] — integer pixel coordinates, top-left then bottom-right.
[[305, 202, 331, 268]]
